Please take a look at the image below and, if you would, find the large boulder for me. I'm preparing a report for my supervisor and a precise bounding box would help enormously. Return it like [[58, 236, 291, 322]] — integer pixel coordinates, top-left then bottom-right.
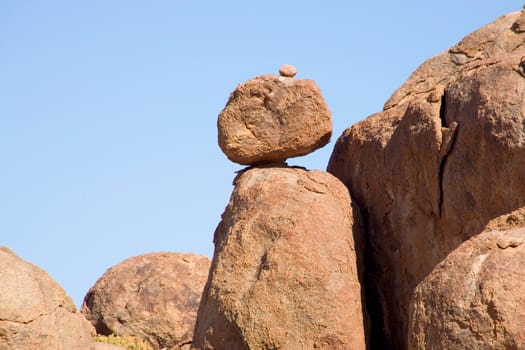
[[0, 246, 94, 350], [409, 213, 525, 349], [81, 252, 211, 350], [192, 166, 366, 350], [217, 68, 332, 165], [327, 10, 525, 349]]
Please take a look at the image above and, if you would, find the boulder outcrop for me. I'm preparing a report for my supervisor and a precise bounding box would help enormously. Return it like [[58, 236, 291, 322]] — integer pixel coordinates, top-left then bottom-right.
[[0, 246, 94, 350], [81, 252, 210, 350], [192, 166, 366, 350], [327, 10, 525, 349], [217, 66, 332, 165], [409, 221, 525, 349]]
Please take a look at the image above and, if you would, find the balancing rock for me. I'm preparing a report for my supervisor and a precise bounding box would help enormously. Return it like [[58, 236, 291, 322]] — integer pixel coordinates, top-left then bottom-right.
[[218, 66, 332, 165]]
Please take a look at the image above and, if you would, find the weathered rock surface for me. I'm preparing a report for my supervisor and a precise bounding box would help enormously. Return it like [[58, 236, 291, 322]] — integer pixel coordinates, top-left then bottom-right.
[[327, 10, 525, 349], [485, 206, 525, 231], [218, 73, 332, 165], [81, 252, 211, 350], [409, 224, 525, 349], [0, 246, 94, 350], [192, 166, 366, 350]]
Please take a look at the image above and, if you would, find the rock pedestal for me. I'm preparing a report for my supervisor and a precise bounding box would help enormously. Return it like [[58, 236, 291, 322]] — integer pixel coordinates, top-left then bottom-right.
[[192, 167, 366, 350]]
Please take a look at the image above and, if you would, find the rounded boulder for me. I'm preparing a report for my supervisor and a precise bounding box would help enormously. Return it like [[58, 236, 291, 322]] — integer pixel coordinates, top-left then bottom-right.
[[81, 252, 210, 350], [409, 225, 525, 349], [0, 246, 94, 350], [218, 73, 332, 165]]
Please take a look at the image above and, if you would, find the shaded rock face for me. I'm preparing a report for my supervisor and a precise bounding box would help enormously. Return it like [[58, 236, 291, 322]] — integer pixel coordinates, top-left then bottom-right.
[[409, 223, 525, 349], [0, 246, 94, 350], [192, 166, 366, 350], [81, 252, 211, 350], [218, 74, 332, 165], [327, 11, 525, 349]]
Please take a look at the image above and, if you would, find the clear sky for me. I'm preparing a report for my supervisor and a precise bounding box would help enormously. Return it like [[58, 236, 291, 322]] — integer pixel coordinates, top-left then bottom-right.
[[1, 1, 521, 308]]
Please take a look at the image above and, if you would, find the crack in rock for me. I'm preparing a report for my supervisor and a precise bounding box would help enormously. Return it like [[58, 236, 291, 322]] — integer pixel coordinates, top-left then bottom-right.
[[437, 89, 458, 216]]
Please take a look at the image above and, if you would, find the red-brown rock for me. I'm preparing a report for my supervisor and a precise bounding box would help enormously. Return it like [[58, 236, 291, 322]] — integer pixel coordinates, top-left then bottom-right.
[[218, 73, 332, 165], [327, 11, 525, 349], [192, 166, 366, 350], [484, 207, 525, 231], [81, 252, 210, 350], [0, 246, 94, 350], [279, 64, 297, 77], [409, 222, 525, 349]]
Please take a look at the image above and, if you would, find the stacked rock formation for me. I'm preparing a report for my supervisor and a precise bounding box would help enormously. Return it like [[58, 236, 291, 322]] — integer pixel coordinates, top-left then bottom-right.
[[2, 9, 523, 350], [81, 252, 211, 350], [0, 246, 94, 350], [192, 66, 366, 349], [327, 9, 525, 349]]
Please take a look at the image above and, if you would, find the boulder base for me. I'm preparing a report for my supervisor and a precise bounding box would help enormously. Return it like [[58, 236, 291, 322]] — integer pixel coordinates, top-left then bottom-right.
[[192, 166, 366, 350]]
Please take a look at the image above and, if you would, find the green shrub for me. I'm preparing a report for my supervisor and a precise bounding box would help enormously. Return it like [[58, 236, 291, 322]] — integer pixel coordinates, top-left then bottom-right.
[[93, 334, 154, 350]]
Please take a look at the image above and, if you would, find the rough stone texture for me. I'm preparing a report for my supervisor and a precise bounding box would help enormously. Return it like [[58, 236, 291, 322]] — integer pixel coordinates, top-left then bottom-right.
[[218, 74, 332, 165], [81, 252, 211, 350], [192, 166, 366, 350], [409, 225, 525, 349], [0, 246, 94, 350], [485, 206, 525, 231], [327, 11, 525, 349]]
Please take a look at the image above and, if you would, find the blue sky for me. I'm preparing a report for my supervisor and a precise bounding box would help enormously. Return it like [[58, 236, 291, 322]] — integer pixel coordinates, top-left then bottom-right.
[[1, 1, 521, 307]]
